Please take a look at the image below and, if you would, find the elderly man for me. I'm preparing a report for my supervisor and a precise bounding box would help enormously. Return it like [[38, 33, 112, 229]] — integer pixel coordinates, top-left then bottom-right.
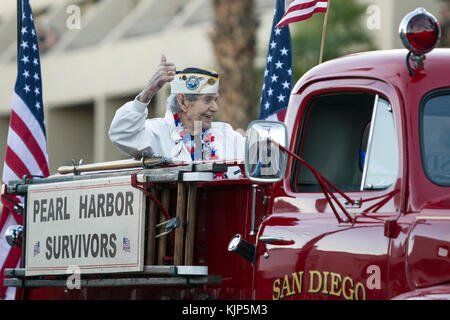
[[109, 55, 245, 178]]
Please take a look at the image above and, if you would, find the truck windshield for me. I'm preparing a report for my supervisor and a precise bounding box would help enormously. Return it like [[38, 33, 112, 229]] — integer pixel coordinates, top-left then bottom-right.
[[421, 91, 450, 186]]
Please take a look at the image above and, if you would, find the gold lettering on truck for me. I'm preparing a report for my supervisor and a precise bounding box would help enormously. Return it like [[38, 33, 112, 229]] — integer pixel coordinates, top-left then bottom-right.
[[272, 270, 367, 300]]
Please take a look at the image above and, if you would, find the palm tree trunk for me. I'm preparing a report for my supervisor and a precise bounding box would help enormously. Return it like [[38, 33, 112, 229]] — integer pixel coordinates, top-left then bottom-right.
[[211, 0, 258, 130], [441, 1, 450, 47]]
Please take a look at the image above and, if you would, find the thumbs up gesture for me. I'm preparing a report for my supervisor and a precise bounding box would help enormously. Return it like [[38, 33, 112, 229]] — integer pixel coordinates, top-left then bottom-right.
[[137, 54, 176, 104]]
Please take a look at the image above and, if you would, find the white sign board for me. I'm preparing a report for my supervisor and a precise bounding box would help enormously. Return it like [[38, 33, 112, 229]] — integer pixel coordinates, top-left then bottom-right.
[[25, 175, 146, 276]]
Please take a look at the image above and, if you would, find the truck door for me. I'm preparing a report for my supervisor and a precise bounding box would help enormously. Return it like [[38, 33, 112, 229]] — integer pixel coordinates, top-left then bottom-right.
[[253, 82, 405, 300], [401, 89, 450, 292]]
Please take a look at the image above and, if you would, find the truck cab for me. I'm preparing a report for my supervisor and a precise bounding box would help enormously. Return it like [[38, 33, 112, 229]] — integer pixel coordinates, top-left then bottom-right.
[[246, 8, 450, 300], [249, 47, 450, 300]]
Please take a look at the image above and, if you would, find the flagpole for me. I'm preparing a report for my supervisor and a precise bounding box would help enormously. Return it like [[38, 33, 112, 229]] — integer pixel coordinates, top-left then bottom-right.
[[318, 0, 330, 64], [17, 0, 22, 56], [1, 0, 21, 225]]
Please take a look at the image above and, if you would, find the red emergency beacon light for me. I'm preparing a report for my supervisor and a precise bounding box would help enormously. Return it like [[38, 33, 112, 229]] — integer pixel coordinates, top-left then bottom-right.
[[399, 7, 441, 75]]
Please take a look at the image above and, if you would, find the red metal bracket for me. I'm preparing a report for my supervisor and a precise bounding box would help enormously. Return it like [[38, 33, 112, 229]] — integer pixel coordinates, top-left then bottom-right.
[[130, 173, 171, 221]]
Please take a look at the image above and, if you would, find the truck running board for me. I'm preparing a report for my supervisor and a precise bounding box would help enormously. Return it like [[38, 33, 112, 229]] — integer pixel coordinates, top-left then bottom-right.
[[4, 266, 222, 288]]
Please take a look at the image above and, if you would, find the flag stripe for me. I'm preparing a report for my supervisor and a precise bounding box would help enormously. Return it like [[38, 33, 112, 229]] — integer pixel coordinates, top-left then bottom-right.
[[6, 128, 43, 177], [282, 2, 328, 20], [2, 163, 20, 185], [286, 0, 327, 11], [5, 146, 31, 178], [10, 109, 49, 175], [0, 249, 22, 278], [277, 7, 327, 27], [1, 163, 24, 221], [12, 92, 48, 161], [277, 0, 328, 29]]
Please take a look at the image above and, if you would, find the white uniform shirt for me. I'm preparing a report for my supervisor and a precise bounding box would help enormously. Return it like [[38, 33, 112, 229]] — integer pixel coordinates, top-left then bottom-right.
[[109, 98, 245, 177]]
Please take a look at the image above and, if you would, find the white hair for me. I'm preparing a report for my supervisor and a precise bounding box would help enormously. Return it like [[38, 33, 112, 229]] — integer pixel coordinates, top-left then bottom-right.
[[166, 93, 198, 113]]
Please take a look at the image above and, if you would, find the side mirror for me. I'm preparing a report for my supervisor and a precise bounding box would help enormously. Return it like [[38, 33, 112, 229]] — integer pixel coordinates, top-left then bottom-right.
[[244, 120, 288, 182]]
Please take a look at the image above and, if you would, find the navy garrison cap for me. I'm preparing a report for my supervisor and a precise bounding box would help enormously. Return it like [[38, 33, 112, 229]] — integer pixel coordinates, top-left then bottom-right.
[[170, 67, 219, 94]]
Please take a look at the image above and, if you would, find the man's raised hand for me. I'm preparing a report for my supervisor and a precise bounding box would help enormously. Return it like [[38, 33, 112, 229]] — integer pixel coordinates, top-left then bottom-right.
[[137, 54, 176, 104]]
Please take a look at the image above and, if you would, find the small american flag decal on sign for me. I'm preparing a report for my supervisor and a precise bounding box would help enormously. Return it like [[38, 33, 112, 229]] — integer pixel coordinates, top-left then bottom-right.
[[33, 241, 40, 257], [122, 237, 131, 252]]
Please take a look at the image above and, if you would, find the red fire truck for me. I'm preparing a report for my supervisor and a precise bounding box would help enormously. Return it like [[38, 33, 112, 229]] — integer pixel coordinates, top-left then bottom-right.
[[3, 7, 449, 300]]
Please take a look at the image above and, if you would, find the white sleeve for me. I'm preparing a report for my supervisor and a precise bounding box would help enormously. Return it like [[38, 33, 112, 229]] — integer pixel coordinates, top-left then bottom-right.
[[226, 127, 245, 179], [233, 129, 246, 159], [108, 98, 162, 158], [227, 125, 246, 160]]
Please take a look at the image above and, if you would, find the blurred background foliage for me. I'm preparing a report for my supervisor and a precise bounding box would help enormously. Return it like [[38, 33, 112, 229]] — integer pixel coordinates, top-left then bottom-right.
[[439, 0, 450, 47], [290, 0, 376, 79]]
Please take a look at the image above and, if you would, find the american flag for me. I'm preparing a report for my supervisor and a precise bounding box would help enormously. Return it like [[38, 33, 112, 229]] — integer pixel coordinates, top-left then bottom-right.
[[277, 0, 329, 29], [33, 241, 40, 257], [0, 0, 49, 299], [122, 237, 131, 252], [258, 0, 293, 121]]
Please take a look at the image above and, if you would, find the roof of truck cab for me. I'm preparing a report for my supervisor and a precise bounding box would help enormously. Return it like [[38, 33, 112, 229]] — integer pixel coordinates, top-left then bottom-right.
[[293, 49, 450, 96]]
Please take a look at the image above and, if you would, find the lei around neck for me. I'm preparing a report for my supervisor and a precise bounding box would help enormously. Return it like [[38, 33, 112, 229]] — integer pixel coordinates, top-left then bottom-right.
[[173, 113, 218, 161]]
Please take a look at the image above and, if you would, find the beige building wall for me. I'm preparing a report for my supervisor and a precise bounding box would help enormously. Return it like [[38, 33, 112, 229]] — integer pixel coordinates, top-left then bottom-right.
[[0, 0, 444, 176], [360, 0, 443, 50]]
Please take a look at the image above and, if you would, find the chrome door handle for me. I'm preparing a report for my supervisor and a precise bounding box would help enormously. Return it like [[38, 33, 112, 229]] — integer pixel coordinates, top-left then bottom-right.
[[258, 236, 293, 245]]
